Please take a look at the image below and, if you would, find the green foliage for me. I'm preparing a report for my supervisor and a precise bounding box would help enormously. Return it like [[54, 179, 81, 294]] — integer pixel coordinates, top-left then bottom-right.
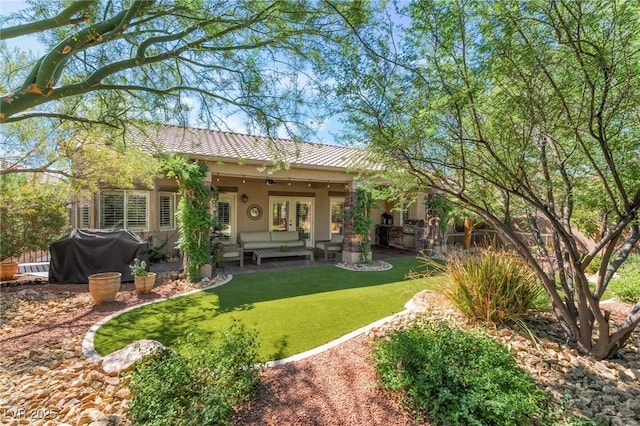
[[444, 248, 543, 323], [127, 320, 261, 426], [329, 0, 640, 357], [583, 255, 603, 275], [1, 1, 372, 146], [424, 193, 453, 232], [147, 236, 169, 264], [163, 156, 213, 282], [1, 117, 162, 197], [129, 258, 148, 277], [609, 255, 640, 303], [553, 416, 608, 426], [66, 132, 162, 195], [0, 176, 69, 260], [373, 321, 547, 425], [347, 188, 378, 263]]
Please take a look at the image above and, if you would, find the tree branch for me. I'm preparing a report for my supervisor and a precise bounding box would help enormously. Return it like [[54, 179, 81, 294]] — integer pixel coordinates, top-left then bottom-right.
[[2, 112, 119, 127], [0, 1, 96, 40]]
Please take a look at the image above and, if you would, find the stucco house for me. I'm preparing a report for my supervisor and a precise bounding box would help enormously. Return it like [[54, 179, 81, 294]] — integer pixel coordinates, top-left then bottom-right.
[[69, 125, 429, 263]]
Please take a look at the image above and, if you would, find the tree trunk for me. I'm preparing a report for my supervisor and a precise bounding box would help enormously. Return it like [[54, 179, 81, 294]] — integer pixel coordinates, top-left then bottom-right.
[[463, 218, 473, 248]]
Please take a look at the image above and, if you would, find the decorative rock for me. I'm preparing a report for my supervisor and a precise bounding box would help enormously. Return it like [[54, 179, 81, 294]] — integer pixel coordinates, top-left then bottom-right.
[[3, 287, 640, 425], [16, 288, 42, 300], [88, 415, 124, 426], [101, 339, 167, 376], [32, 365, 50, 375], [367, 293, 640, 423], [115, 388, 131, 400], [104, 376, 120, 386]]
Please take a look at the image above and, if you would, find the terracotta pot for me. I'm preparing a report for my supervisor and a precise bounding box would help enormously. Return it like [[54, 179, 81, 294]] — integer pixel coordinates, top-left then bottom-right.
[[134, 272, 156, 294], [0, 261, 19, 281], [88, 272, 121, 303]]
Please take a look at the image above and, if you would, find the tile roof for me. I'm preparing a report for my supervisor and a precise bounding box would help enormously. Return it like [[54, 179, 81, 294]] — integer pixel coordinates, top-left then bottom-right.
[[134, 125, 379, 171]]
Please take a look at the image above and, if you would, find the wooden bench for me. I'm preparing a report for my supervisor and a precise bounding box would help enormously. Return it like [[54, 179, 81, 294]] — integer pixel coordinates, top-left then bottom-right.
[[252, 248, 314, 265]]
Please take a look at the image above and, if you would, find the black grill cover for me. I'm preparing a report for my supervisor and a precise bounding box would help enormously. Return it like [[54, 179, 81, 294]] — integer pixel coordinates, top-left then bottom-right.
[[49, 229, 148, 283]]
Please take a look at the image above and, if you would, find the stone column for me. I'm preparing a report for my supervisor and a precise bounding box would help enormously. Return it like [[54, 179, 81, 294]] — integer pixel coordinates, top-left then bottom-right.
[[341, 182, 370, 264], [341, 188, 357, 263]]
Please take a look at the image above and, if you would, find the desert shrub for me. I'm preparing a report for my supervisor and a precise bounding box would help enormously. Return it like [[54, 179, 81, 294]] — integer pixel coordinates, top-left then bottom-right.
[[444, 248, 544, 322], [405, 252, 446, 280], [609, 254, 640, 303], [127, 320, 261, 425], [373, 320, 547, 425]]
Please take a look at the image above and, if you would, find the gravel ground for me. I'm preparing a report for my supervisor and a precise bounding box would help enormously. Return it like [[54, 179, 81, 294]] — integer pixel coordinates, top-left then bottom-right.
[[0, 274, 197, 358], [0, 273, 418, 425], [1, 273, 639, 426]]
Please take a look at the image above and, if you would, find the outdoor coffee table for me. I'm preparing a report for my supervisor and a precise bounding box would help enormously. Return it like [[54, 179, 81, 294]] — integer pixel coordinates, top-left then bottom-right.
[[252, 248, 314, 265]]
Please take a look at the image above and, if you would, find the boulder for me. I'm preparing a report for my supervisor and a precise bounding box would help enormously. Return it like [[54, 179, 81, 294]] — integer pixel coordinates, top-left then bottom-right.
[[101, 340, 166, 376]]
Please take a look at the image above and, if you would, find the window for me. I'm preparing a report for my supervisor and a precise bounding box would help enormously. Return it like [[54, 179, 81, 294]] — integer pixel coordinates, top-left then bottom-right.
[[100, 190, 149, 231], [159, 192, 176, 230], [76, 203, 91, 228], [330, 198, 345, 235]]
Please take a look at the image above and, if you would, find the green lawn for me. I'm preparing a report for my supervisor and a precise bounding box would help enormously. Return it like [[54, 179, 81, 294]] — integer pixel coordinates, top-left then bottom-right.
[[93, 256, 444, 362]]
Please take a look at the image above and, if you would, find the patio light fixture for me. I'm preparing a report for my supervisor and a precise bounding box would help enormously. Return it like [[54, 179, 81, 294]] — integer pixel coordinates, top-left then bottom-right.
[[241, 194, 249, 203]]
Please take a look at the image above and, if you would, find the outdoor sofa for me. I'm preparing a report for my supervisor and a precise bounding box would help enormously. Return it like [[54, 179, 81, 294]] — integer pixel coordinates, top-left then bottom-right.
[[238, 231, 305, 253]]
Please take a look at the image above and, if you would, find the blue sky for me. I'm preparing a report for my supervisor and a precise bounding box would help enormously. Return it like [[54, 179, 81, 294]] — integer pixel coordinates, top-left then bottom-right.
[[0, 1, 346, 145]]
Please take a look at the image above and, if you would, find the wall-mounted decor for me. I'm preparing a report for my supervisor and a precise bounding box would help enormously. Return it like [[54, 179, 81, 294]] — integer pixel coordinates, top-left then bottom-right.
[[247, 204, 262, 220]]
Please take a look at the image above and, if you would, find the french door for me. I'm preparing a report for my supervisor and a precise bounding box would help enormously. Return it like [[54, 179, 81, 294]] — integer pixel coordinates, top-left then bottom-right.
[[269, 197, 314, 247]]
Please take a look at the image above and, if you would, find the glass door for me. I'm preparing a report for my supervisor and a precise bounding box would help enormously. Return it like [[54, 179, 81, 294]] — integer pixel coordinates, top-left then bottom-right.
[[270, 197, 314, 246], [213, 193, 236, 242]]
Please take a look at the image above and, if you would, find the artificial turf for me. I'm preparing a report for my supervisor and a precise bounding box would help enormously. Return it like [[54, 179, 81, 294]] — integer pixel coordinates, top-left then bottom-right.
[[93, 256, 444, 362]]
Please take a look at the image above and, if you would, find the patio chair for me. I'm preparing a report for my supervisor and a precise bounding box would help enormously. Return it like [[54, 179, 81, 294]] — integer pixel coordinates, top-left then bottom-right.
[[314, 234, 344, 260], [211, 240, 244, 270], [221, 243, 244, 267]]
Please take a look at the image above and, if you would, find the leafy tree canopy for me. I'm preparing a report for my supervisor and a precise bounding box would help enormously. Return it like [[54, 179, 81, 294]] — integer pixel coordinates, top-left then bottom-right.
[[330, 0, 640, 359], [0, 0, 371, 189]]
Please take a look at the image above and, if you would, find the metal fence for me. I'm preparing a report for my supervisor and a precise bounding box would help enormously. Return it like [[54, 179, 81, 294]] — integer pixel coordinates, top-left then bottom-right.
[[11, 250, 51, 263]]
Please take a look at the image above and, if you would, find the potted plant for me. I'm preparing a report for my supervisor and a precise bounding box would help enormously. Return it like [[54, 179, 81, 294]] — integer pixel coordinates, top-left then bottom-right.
[[130, 258, 156, 294]]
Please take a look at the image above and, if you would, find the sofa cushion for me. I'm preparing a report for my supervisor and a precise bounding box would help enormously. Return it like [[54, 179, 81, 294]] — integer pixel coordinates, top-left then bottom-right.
[[330, 234, 344, 244], [271, 231, 300, 242], [223, 249, 241, 258], [239, 231, 272, 242], [244, 240, 305, 250]]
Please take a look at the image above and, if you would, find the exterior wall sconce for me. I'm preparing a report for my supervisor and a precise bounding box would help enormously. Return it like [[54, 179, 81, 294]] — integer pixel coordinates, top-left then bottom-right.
[[241, 194, 249, 203]]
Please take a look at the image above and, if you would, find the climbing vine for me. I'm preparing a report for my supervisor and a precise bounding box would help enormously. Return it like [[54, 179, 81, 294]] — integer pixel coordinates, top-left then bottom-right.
[[348, 188, 378, 263], [424, 193, 453, 233], [163, 156, 213, 282]]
